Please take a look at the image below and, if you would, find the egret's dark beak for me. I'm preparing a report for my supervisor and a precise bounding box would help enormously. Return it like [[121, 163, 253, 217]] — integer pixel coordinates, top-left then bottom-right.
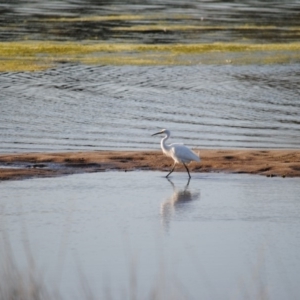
[[152, 131, 162, 136]]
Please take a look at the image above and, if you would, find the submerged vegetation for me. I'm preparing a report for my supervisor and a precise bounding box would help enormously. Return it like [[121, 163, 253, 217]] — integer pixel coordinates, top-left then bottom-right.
[[1, 41, 300, 72]]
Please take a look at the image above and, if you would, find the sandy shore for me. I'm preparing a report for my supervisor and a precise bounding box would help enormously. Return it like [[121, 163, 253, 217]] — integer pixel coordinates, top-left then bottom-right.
[[0, 149, 300, 181]]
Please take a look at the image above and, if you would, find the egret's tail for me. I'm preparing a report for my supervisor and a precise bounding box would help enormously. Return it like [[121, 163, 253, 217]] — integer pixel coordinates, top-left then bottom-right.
[[191, 149, 201, 162], [197, 150, 201, 162]]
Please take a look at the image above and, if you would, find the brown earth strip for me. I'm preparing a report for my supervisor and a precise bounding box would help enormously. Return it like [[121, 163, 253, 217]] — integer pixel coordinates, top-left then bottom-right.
[[0, 149, 300, 181]]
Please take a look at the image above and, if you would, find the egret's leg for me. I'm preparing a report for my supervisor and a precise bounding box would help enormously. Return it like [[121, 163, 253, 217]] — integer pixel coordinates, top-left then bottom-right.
[[166, 163, 176, 178], [183, 163, 191, 179], [185, 177, 191, 188]]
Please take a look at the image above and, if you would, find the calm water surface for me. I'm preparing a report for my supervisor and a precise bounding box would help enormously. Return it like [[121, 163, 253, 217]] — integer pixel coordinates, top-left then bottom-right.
[[1, 171, 300, 299]]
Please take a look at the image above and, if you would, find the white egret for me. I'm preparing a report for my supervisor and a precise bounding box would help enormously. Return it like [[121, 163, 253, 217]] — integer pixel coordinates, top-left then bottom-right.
[[152, 129, 200, 178]]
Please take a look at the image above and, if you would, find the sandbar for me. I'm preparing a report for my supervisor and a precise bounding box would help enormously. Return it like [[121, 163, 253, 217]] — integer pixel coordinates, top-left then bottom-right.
[[0, 149, 299, 181]]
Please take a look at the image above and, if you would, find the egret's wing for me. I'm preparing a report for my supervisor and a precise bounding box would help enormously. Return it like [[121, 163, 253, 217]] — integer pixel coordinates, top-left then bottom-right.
[[170, 143, 200, 163]]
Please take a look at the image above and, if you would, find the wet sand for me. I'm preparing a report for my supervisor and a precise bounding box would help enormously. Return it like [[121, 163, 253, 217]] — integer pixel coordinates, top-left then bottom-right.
[[0, 149, 299, 181]]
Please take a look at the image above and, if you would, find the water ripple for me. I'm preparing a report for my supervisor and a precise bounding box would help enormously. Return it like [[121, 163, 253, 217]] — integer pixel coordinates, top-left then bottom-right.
[[1, 64, 299, 152]]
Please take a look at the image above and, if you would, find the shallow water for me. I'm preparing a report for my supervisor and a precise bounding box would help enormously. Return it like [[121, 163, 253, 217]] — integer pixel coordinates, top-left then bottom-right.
[[1, 63, 300, 152], [1, 171, 300, 299]]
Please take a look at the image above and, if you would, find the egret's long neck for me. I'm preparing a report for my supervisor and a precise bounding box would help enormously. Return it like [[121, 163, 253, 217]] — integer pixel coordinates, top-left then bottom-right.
[[161, 134, 171, 153]]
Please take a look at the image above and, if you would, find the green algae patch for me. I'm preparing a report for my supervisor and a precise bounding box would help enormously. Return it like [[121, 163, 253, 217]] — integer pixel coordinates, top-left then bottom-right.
[[44, 13, 195, 23], [46, 14, 152, 22], [112, 24, 299, 32], [0, 59, 52, 72], [112, 25, 226, 32], [1, 41, 300, 72]]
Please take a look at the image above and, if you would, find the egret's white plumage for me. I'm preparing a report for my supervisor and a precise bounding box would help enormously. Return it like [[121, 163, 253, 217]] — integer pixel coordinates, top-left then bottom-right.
[[152, 129, 200, 178]]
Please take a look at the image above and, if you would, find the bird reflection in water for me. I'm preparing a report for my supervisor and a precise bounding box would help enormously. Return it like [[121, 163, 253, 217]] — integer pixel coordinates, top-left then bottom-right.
[[160, 178, 200, 232]]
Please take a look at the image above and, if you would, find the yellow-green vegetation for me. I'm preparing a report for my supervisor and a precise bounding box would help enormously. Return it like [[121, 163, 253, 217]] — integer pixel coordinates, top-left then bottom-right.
[[112, 25, 225, 31], [1, 41, 300, 72], [112, 24, 300, 32], [45, 14, 148, 22], [44, 14, 195, 22]]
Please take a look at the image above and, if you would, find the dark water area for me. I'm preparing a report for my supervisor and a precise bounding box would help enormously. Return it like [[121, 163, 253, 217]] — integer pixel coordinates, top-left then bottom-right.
[[1, 0, 300, 43]]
